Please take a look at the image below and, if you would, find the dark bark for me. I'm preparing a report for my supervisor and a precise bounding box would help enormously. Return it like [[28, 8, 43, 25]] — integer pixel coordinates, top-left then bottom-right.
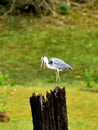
[[0, 112, 10, 122], [30, 87, 68, 130]]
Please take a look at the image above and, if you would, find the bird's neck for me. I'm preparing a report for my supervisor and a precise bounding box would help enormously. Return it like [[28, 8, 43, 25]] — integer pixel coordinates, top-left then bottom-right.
[[45, 61, 57, 70], [45, 62, 50, 68]]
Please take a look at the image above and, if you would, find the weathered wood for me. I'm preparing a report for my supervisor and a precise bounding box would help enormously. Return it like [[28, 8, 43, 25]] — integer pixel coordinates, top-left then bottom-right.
[[0, 112, 10, 122], [30, 87, 68, 130]]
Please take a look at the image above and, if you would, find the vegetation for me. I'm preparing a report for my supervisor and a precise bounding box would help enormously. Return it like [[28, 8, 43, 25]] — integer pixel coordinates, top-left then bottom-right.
[[0, 0, 98, 17], [0, 12, 98, 86], [0, 1, 98, 130]]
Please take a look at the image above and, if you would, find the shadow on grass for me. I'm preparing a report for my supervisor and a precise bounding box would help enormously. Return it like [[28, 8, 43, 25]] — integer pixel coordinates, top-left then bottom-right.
[[80, 88, 98, 93]]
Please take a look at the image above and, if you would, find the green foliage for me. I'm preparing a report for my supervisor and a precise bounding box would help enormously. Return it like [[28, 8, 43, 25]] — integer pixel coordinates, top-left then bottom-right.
[[83, 67, 96, 88], [0, 0, 12, 15], [0, 72, 15, 87], [0, 4, 5, 15], [0, 72, 8, 86], [60, 3, 72, 14]]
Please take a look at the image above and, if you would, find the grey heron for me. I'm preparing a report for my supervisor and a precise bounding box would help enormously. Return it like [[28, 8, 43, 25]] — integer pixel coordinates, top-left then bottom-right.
[[41, 56, 73, 85]]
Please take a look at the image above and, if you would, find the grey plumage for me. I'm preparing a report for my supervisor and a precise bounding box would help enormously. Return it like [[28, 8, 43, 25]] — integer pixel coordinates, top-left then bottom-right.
[[49, 58, 73, 71]]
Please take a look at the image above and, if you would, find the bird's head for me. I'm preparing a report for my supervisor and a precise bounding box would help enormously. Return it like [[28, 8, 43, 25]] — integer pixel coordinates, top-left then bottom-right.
[[41, 56, 48, 69]]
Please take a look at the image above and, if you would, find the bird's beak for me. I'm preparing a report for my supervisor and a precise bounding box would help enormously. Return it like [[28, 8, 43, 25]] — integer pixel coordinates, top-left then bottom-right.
[[41, 61, 43, 69], [41, 61, 46, 70]]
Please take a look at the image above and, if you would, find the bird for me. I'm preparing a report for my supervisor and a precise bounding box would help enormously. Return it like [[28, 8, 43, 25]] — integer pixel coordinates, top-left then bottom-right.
[[41, 56, 73, 85]]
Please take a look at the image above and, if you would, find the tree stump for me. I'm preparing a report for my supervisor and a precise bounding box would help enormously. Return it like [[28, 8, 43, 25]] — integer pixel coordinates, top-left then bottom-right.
[[30, 87, 68, 130], [0, 112, 10, 122]]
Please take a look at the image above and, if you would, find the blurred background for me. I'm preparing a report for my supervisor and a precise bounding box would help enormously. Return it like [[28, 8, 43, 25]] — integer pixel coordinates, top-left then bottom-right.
[[0, 0, 98, 87]]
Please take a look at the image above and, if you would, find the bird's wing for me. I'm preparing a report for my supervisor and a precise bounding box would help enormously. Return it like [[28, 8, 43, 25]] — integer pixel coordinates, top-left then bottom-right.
[[49, 58, 73, 70]]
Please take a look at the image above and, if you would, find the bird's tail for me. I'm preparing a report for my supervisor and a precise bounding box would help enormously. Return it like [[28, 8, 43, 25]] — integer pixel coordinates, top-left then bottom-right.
[[66, 64, 73, 70]]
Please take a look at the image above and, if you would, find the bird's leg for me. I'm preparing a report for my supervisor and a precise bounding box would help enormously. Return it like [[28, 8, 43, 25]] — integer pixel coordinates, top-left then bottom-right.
[[56, 71, 58, 85], [56, 70, 60, 86], [57, 70, 60, 86]]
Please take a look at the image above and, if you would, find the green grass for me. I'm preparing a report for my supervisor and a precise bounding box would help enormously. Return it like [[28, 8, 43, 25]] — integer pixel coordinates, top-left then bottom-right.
[[0, 11, 98, 86]]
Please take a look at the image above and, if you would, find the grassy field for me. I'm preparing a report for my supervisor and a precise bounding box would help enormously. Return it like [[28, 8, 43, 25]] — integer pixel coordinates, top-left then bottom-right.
[[0, 6, 98, 130], [0, 11, 98, 86]]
